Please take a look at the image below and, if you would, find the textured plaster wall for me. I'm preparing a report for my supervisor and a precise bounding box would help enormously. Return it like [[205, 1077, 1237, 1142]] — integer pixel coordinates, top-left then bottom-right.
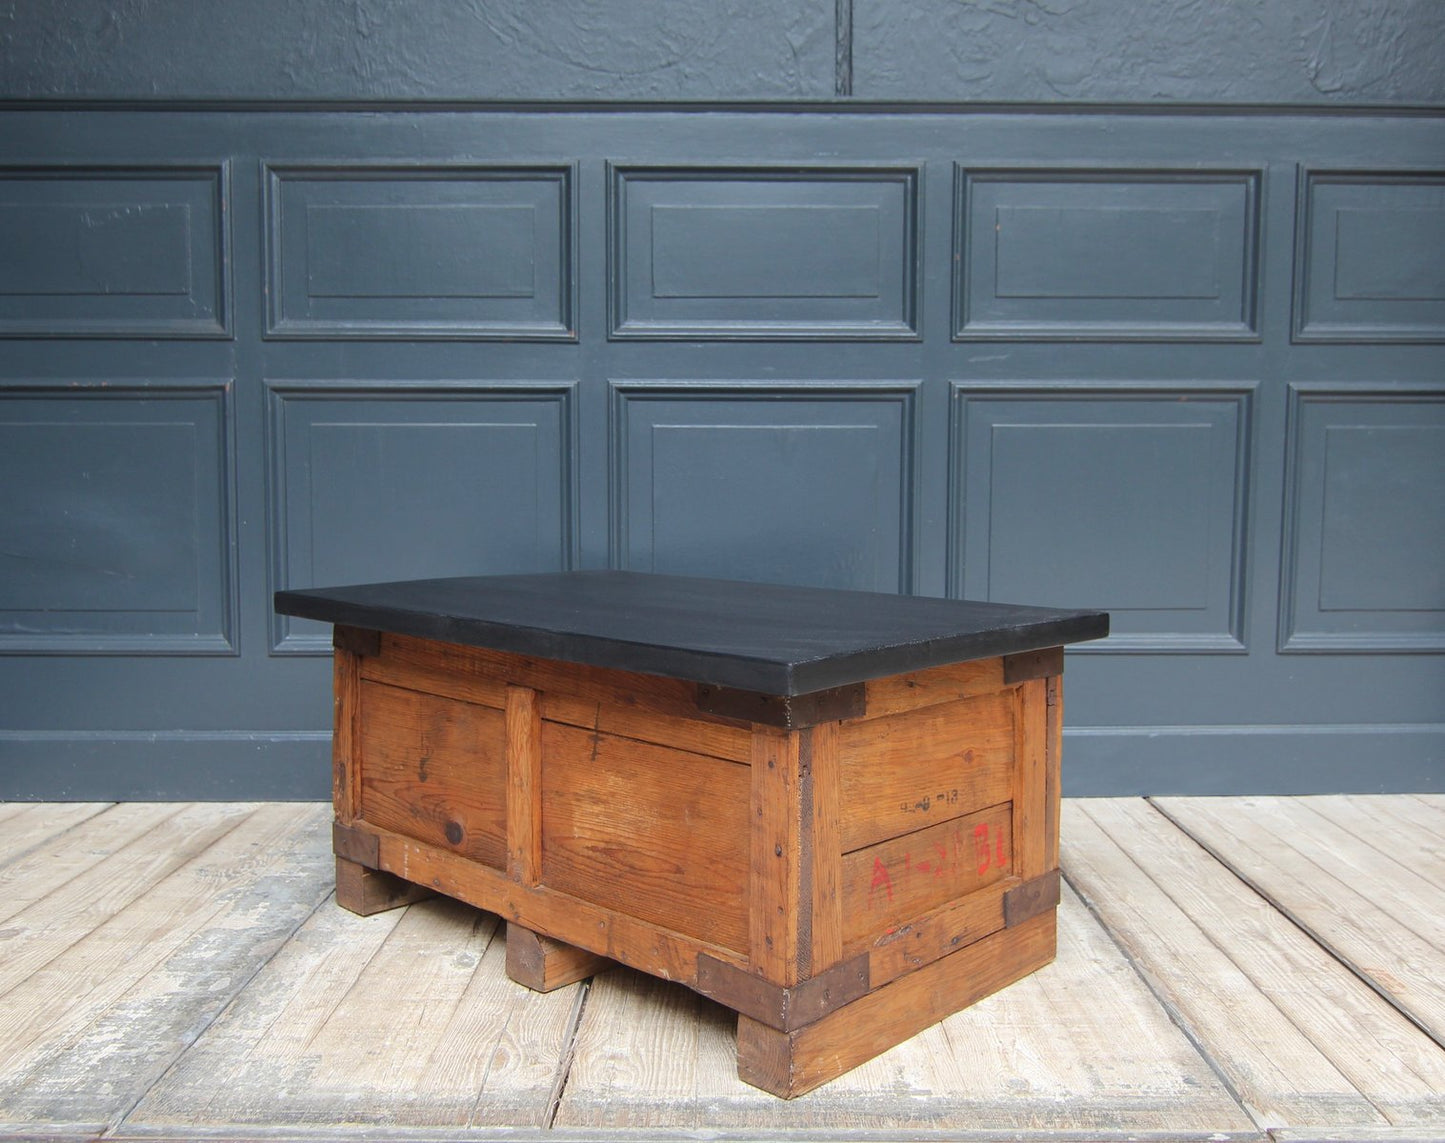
[[0, 0, 836, 101], [854, 0, 1445, 104], [2, 0, 1442, 103]]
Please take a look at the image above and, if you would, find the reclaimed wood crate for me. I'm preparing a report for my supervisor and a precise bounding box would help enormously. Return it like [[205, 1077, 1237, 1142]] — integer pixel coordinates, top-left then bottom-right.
[[277, 572, 1107, 1097]]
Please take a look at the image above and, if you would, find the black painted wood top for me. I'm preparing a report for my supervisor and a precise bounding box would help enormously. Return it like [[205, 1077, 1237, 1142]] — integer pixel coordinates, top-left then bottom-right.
[[275, 572, 1108, 696]]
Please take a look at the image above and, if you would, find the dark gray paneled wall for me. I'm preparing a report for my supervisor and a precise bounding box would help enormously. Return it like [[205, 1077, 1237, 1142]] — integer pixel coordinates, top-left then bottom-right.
[[1, 107, 1441, 799], [3, 0, 1444, 104]]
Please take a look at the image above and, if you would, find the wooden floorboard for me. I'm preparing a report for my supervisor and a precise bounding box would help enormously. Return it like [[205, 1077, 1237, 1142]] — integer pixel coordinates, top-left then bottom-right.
[[0, 802, 111, 867], [1077, 799, 1445, 1128], [0, 802, 332, 1133], [125, 894, 580, 1130], [0, 794, 1439, 1142], [552, 884, 1253, 1133], [1155, 796, 1445, 1050], [1062, 800, 1383, 1131]]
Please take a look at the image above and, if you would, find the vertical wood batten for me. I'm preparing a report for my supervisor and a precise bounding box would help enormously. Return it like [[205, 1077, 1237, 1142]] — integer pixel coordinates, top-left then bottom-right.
[[331, 641, 362, 824], [807, 720, 844, 975], [1045, 674, 1063, 871], [506, 683, 543, 887], [1013, 677, 1049, 882], [750, 727, 805, 985]]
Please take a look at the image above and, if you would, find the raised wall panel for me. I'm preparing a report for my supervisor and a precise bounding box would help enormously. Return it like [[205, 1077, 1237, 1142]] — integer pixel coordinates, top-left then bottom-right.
[[612, 384, 915, 592], [609, 167, 919, 339], [1295, 171, 1445, 342], [1280, 386, 1445, 652], [951, 385, 1252, 652], [264, 166, 574, 339], [954, 169, 1261, 341], [0, 166, 228, 338], [268, 384, 574, 653], [0, 383, 235, 653]]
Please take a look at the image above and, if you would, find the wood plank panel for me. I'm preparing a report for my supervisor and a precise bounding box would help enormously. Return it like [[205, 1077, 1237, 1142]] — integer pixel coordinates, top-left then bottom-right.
[[555, 884, 1252, 1130], [364, 633, 753, 761], [0, 803, 332, 1129], [838, 690, 1014, 852], [540, 721, 750, 955], [1086, 798, 1445, 1128], [128, 895, 576, 1129], [1155, 796, 1445, 1049], [1318, 795, 1445, 878], [358, 680, 507, 869], [0, 803, 257, 990], [0, 802, 111, 867], [861, 656, 1006, 718], [0, 803, 191, 928], [1062, 799, 1384, 1130], [840, 801, 1012, 954]]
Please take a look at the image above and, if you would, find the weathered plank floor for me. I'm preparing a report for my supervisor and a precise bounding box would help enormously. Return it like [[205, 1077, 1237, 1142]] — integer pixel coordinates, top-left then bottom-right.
[[0, 796, 1441, 1143]]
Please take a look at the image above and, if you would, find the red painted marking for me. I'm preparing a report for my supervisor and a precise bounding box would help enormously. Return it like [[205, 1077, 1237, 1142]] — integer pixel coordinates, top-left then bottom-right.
[[974, 822, 992, 875], [996, 831, 1009, 870], [870, 856, 895, 904], [933, 841, 948, 877]]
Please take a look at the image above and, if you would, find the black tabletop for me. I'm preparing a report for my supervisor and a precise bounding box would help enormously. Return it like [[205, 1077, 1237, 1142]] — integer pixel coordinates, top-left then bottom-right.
[[275, 571, 1107, 696]]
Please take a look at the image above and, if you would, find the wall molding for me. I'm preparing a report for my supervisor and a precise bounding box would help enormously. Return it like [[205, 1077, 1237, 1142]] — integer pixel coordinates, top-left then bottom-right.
[[949, 380, 1255, 653], [607, 164, 921, 340], [952, 165, 1263, 342], [608, 380, 919, 593], [0, 162, 231, 339], [0, 378, 237, 656], [265, 380, 577, 654], [1278, 382, 1445, 653], [262, 162, 577, 341]]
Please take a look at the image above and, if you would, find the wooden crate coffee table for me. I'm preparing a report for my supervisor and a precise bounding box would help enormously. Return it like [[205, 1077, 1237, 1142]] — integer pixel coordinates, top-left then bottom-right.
[[275, 572, 1107, 1097]]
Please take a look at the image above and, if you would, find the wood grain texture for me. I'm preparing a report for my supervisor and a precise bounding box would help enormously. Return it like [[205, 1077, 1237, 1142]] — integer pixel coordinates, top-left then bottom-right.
[[1089, 797, 1445, 1128], [738, 909, 1057, 1097], [332, 643, 362, 822], [334, 854, 434, 916], [840, 801, 1012, 955], [0, 803, 332, 1128], [0, 803, 112, 868], [447, 879, 1256, 1131], [1044, 674, 1062, 870], [1063, 799, 1384, 1130], [379, 825, 747, 981], [838, 690, 1014, 853], [505, 924, 612, 992], [749, 726, 801, 984], [861, 655, 1006, 719], [505, 684, 542, 886], [357, 680, 507, 869], [363, 633, 753, 761], [1012, 676, 1048, 881], [1155, 795, 1445, 1051], [541, 720, 750, 955], [805, 720, 843, 974], [128, 896, 576, 1129], [0, 803, 259, 990]]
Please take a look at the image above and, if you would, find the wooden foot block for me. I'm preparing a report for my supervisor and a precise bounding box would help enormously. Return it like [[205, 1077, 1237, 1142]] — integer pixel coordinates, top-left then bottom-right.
[[334, 855, 435, 916], [506, 924, 613, 992], [737, 909, 1057, 1098]]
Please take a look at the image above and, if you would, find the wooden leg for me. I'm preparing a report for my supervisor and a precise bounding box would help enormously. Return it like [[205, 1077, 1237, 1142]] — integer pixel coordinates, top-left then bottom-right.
[[736, 909, 1057, 1098], [334, 855, 435, 916], [505, 924, 613, 992]]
